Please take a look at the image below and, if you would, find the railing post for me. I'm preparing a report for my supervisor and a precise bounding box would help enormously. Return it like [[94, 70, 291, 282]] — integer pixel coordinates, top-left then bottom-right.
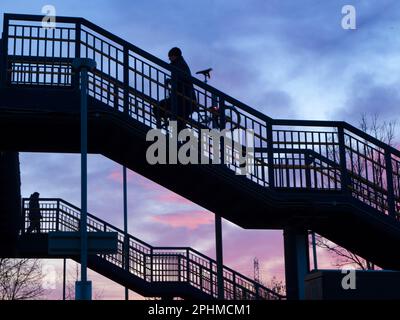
[[143, 253, 147, 281], [56, 199, 60, 231], [338, 126, 351, 195], [305, 152, 312, 189], [123, 46, 130, 115], [150, 247, 154, 282], [255, 282, 260, 300], [209, 258, 214, 298], [178, 255, 182, 282], [218, 97, 226, 128], [199, 265, 204, 291], [170, 77, 178, 122], [1, 16, 10, 87], [267, 121, 275, 188], [211, 94, 219, 129], [385, 149, 396, 218], [232, 273, 236, 300], [186, 249, 190, 283], [73, 22, 81, 90], [113, 83, 119, 110], [21, 198, 26, 234], [219, 98, 226, 164]]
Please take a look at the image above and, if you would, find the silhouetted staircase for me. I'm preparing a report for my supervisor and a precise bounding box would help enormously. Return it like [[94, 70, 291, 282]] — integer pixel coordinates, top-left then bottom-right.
[[19, 198, 282, 300], [1, 13, 400, 272]]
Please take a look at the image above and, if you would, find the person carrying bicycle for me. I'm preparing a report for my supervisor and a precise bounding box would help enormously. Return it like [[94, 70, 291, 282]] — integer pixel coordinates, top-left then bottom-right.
[[158, 47, 197, 132]]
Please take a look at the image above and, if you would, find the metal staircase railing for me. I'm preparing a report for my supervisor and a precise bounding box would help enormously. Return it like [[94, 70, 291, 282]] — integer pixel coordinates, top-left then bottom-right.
[[3, 13, 400, 227], [21, 198, 283, 300]]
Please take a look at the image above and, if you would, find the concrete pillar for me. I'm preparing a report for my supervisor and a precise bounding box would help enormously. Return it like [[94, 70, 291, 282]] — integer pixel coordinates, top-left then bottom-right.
[[283, 227, 310, 300]]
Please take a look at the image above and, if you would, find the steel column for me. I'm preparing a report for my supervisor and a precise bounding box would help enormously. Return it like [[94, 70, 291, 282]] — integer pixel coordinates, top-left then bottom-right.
[[123, 165, 129, 300], [283, 227, 310, 300], [215, 214, 224, 299], [72, 57, 96, 300]]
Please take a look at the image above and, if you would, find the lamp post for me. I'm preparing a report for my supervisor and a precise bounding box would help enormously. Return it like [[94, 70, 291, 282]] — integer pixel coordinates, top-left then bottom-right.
[[72, 57, 96, 300]]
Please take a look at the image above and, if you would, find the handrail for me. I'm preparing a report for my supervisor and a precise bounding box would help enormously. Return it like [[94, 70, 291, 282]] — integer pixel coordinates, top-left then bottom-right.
[[3, 13, 273, 124], [4, 12, 397, 156], [273, 119, 400, 159], [21, 198, 283, 299], [5, 13, 400, 222], [6, 12, 398, 158]]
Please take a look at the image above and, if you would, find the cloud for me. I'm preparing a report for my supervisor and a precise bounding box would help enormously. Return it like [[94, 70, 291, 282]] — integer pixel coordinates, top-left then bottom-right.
[[107, 169, 159, 190], [10, 0, 400, 299], [151, 210, 214, 230], [333, 72, 400, 125], [155, 192, 192, 205]]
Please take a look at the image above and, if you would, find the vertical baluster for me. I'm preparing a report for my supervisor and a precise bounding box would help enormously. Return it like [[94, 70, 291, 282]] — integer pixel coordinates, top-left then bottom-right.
[[170, 66, 177, 125], [123, 45, 129, 115], [28, 26, 32, 84], [291, 131, 296, 187], [1, 16, 10, 86], [143, 252, 147, 280], [73, 23, 81, 89], [267, 121, 274, 188], [209, 258, 214, 298], [150, 247, 154, 282], [385, 149, 396, 218], [56, 199, 60, 231], [285, 132, 290, 187], [332, 131, 338, 189], [51, 28, 55, 85], [338, 126, 351, 195], [305, 151, 312, 189], [255, 281, 260, 300], [186, 249, 190, 283], [113, 81, 118, 110], [233, 272, 236, 300], [219, 98, 226, 165]]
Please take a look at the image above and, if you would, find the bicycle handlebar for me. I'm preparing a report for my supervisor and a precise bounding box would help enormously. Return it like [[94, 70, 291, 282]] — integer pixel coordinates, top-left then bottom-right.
[[196, 68, 212, 81]]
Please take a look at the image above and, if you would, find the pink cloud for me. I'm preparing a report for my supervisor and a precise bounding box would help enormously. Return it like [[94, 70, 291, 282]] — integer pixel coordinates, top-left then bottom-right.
[[107, 169, 133, 183], [151, 211, 214, 230], [155, 192, 192, 205], [107, 169, 160, 191]]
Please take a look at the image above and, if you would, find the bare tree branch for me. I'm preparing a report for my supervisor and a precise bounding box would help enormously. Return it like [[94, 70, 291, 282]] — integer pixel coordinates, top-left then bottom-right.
[[317, 113, 397, 270], [0, 259, 45, 300]]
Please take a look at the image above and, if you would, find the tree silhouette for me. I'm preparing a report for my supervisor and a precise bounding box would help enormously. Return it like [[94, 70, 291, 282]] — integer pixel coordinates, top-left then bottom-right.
[[0, 258, 45, 300], [316, 113, 397, 270]]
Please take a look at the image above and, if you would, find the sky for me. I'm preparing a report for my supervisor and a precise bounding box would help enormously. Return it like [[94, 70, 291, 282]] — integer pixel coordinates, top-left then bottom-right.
[[2, 0, 400, 299]]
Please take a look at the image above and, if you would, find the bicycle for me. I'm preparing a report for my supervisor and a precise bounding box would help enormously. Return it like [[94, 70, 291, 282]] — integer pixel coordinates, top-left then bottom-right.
[[193, 68, 241, 130], [152, 68, 241, 131]]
